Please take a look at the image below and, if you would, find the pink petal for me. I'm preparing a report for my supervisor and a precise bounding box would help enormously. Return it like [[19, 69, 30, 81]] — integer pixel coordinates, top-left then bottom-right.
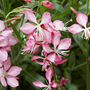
[[43, 30, 51, 43], [42, 43, 53, 53], [68, 24, 84, 34], [33, 80, 47, 88], [76, 12, 88, 27], [52, 31, 61, 49], [45, 67, 53, 84], [1, 28, 13, 37], [0, 36, 9, 47], [40, 12, 51, 24], [0, 50, 8, 61], [20, 23, 36, 34], [25, 10, 38, 24], [1, 46, 11, 51], [43, 61, 49, 70], [4, 57, 11, 71], [0, 20, 5, 31], [53, 20, 64, 30], [47, 53, 56, 62], [32, 45, 40, 54], [58, 38, 71, 50], [1, 77, 7, 87], [9, 36, 18, 45], [51, 81, 57, 88], [31, 55, 44, 61], [26, 39, 35, 48], [6, 77, 19, 87], [6, 66, 22, 76]]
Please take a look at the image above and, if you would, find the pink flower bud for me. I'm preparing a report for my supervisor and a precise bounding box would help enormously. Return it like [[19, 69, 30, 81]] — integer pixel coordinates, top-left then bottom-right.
[[88, 57, 90, 61], [41, 1, 53, 9], [70, 7, 78, 15], [24, 0, 31, 3]]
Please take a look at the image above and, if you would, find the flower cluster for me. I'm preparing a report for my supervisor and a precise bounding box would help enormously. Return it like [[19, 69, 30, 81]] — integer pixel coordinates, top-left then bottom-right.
[[20, 9, 71, 89], [0, 20, 22, 87]]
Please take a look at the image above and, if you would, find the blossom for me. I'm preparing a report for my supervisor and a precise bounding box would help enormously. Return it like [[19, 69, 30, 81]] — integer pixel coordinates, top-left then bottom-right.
[[42, 31, 71, 56], [33, 67, 57, 89], [41, 1, 53, 9], [68, 11, 90, 39], [20, 9, 51, 43], [0, 57, 22, 87]]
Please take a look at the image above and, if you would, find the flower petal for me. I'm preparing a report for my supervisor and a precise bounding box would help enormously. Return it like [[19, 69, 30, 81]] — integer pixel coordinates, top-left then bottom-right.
[[0, 50, 8, 61], [45, 67, 53, 84], [6, 66, 22, 76], [58, 38, 71, 50], [31, 55, 44, 61], [40, 12, 51, 24], [20, 23, 36, 34], [0, 20, 5, 31], [1, 77, 7, 87], [52, 31, 61, 49], [4, 57, 11, 71], [9, 36, 18, 45], [76, 12, 88, 27], [25, 10, 38, 24], [42, 43, 53, 53], [6, 77, 19, 87], [51, 81, 57, 88], [32, 45, 40, 54], [53, 20, 64, 30], [47, 53, 56, 62], [33, 80, 47, 88], [68, 24, 84, 34]]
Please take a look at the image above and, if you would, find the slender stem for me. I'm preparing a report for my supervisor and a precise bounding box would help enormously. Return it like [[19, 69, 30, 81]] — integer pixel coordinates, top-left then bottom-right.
[[87, 0, 89, 15], [35, 3, 40, 16], [52, 0, 65, 19], [53, 65, 61, 90]]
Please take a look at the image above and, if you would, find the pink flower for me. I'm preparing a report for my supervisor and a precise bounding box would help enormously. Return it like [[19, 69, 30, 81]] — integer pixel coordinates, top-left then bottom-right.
[[33, 67, 57, 89], [59, 77, 68, 88], [24, 0, 31, 3], [0, 57, 22, 87], [41, 1, 53, 9], [20, 9, 51, 43], [68, 11, 90, 39]]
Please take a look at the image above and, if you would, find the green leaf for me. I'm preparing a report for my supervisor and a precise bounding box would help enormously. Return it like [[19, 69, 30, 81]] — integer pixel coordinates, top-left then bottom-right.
[[10, 22, 23, 44], [68, 51, 76, 69], [10, 87, 16, 90], [0, 83, 7, 90], [69, 84, 78, 90]]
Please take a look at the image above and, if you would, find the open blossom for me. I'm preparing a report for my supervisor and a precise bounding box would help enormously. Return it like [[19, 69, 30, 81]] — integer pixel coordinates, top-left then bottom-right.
[[42, 31, 71, 57], [41, 1, 53, 9], [0, 57, 22, 87], [20, 9, 51, 43], [68, 9, 90, 39], [33, 67, 57, 90]]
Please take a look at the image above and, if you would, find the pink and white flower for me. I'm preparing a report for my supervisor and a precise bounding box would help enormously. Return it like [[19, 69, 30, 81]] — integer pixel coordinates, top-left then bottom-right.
[[0, 57, 22, 87], [68, 12, 90, 39], [33, 67, 57, 90], [20, 9, 52, 43]]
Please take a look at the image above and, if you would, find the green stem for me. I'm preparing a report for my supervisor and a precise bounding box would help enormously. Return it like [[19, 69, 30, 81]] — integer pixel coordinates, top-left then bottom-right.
[[35, 2, 40, 16], [53, 65, 61, 90], [87, 0, 89, 15], [52, 0, 65, 19]]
